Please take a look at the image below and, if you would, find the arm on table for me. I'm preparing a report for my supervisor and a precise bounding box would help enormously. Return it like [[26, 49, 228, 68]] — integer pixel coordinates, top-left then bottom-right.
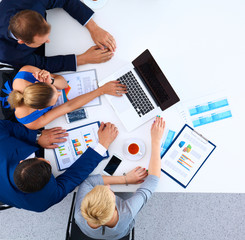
[[22, 53, 77, 73], [24, 81, 127, 130], [46, 0, 94, 26], [53, 122, 118, 203]]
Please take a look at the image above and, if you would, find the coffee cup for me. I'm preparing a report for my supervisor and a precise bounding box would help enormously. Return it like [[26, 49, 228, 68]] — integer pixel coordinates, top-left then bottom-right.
[[127, 143, 142, 156]]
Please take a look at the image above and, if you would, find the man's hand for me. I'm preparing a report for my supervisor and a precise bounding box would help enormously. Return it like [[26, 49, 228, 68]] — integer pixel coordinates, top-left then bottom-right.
[[86, 19, 116, 52], [38, 127, 68, 149], [125, 167, 148, 184], [98, 122, 118, 149], [77, 46, 113, 65]]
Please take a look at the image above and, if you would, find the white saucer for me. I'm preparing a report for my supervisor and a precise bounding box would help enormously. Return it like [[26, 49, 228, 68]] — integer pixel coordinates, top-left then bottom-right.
[[83, 0, 108, 10], [123, 138, 145, 161]]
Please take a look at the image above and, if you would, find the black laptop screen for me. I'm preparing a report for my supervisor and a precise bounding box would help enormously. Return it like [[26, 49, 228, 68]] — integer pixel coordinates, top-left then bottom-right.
[[132, 49, 180, 111]]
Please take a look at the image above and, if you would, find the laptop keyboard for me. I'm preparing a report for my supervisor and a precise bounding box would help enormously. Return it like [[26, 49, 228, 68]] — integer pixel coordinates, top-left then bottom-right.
[[117, 71, 154, 117]]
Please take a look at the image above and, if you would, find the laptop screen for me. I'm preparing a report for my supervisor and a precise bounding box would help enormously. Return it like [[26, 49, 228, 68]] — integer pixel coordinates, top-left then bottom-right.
[[132, 49, 180, 111]]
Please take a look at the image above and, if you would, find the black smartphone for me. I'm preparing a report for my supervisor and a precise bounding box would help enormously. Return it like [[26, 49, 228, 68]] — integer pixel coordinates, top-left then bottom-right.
[[103, 155, 122, 176], [66, 108, 88, 123]]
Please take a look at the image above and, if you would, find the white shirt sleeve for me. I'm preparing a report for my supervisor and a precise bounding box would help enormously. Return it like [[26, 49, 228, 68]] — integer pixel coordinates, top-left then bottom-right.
[[93, 143, 107, 156]]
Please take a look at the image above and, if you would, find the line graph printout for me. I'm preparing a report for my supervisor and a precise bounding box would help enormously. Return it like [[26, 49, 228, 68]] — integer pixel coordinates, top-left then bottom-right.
[[54, 69, 100, 108], [161, 125, 215, 187], [54, 122, 108, 171]]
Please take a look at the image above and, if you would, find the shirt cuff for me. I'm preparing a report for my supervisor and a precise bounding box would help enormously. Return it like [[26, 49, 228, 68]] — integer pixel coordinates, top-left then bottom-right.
[[84, 14, 94, 26], [93, 143, 107, 156]]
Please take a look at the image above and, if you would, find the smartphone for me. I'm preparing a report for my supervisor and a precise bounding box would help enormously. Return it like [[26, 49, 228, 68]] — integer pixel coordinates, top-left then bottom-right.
[[66, 108, 87, 123], [103, 155, 122, 176]]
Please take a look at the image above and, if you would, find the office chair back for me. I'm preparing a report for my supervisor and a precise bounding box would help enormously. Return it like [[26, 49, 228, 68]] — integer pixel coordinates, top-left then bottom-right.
[[0, 202, 13, 211]]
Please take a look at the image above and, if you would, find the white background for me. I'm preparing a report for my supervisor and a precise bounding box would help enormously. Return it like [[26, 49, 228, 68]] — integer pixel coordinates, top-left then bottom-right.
[[45, 0, 245, 192]]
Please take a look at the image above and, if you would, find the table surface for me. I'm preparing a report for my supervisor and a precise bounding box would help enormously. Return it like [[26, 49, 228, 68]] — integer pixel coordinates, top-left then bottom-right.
[[45, 0, 245, 193]]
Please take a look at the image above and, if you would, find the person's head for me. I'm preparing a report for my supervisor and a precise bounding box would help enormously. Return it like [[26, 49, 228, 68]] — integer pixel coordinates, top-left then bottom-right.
[[9, 10, 51, 48], [8, 82, 61, 109], [81, 185, 116, 226], [13, 157, 52, 193]]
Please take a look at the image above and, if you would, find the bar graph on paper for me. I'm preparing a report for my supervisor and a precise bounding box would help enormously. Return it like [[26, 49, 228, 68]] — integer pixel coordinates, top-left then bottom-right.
[[178, 96, 232, 128], [58, 145, 68, 157], [161, 130, 176, 157], [83, 133, 93, 148]]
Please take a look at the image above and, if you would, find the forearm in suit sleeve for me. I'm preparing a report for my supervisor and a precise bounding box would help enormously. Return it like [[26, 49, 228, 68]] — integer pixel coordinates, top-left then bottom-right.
[[22, 53, 77, 73], [53, 147, 103, 202], [46, 0, 94, 25]]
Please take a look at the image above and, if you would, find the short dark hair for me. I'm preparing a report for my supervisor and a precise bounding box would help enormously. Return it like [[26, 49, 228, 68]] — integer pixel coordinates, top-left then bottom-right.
[[9, 10, 51, 44], [14, 158, 52, 193]]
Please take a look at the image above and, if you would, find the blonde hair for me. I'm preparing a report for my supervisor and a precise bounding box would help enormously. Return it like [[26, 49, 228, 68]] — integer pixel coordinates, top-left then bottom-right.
[[8, 82, 54, 109], [81, 185, 115, 226]]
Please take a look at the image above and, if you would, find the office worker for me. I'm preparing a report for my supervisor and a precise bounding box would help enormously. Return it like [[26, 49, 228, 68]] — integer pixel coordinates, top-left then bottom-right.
[[0, 120, 118, 212], [0, 0, 116, 73], [7, 65, 126, 130], [74, 117, 165, 240]]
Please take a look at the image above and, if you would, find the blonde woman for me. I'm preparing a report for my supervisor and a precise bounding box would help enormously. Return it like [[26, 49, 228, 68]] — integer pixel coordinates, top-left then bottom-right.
[[74, 116, 165, 239], [7, 65, 126, 129]]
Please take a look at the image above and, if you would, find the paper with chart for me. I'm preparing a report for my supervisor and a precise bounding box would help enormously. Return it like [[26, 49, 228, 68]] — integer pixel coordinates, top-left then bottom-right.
[[54, 122, 108, 170], [177, 93, 232, 128], [161, 125, 215, 187], [54, 69, 100, 108]]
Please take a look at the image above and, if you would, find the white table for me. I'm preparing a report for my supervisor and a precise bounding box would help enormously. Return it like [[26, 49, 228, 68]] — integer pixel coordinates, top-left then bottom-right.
[[45, 0, 245, 192]]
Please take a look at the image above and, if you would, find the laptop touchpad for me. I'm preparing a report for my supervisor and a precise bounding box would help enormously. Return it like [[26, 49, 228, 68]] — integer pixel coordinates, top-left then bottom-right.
[[111, 96, 130, 113]]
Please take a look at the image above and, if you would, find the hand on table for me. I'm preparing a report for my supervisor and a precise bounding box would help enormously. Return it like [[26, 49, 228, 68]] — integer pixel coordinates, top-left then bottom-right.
[[98, 122, 118, 149], [90, 25, 116, 52], [77, 46, 114, 65], [100, 80, 127, 96], [151, 116, 165, 144], [38, 127, 68, 149], [125, 166, 148, 184]]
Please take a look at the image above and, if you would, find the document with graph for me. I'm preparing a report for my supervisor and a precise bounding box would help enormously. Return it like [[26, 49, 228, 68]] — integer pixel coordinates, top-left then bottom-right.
[[54, 69, 100, 108], [54, 121, 109, 171], [161, 124, 216, 188]]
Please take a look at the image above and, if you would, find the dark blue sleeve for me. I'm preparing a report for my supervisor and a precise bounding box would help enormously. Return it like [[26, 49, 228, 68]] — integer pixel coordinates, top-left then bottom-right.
[[0, 120, 37, 145], [46, 0, 94, 25], [53, 147, 103, 203], [13, 53, 77, 73]]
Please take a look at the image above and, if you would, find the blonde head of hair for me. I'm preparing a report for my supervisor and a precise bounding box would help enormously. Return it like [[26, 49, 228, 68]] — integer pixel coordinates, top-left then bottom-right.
[[81, 185, 115, 226], [8, 82, 54, 109]]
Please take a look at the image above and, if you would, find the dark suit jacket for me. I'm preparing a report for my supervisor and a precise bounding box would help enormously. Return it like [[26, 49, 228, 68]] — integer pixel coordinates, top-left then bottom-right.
[[0, 120, 103, 212], [0, 0, 94, 73]]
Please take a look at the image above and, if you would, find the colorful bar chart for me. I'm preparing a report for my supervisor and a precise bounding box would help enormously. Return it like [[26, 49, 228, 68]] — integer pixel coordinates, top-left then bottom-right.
[[83, 133, 93, 148], [192, 110, 232, 127], [177, 154, 194, 171], [58, 145, 67, 157], [189, 98, 229, 116], [72, 139, 83, 155], [160, 130, 176, 157]]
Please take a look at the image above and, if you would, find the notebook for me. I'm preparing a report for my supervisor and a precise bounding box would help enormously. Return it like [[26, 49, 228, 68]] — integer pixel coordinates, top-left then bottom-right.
[[98, 49, 180, 132]]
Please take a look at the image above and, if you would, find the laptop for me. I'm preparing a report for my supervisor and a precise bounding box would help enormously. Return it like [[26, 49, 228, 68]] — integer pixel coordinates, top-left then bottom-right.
[[98, 49, 180, 131]]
